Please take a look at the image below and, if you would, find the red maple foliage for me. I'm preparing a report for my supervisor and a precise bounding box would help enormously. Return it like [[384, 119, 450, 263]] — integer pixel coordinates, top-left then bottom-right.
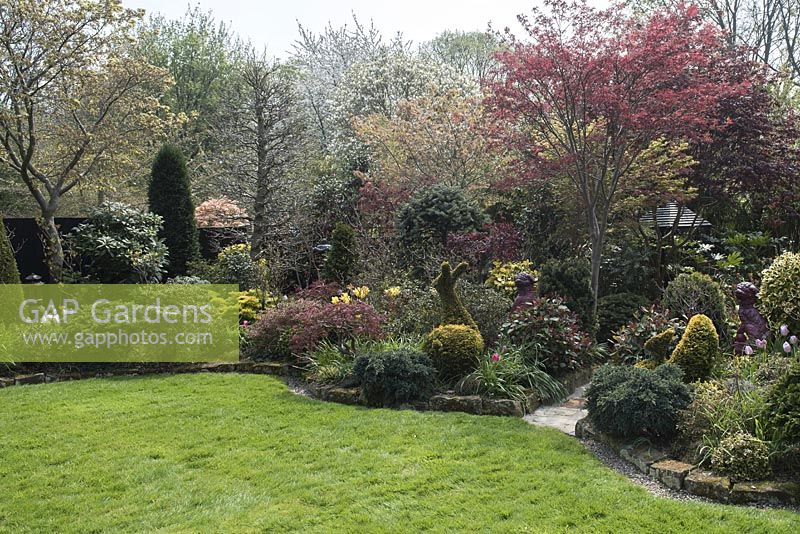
[[486, 0, 754, 306]]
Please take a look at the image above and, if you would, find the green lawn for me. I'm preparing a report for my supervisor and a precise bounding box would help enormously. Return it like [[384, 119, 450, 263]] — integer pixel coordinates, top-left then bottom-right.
[[0, 374, 797, 533]]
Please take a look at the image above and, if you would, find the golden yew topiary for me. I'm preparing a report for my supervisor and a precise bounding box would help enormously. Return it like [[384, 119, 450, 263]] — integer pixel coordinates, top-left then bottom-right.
[[669, 314, 719, 383], [423, 324, 484, 380]]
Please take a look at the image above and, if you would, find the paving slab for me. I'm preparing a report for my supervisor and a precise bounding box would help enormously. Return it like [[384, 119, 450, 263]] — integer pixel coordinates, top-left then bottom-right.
[[524, 382, 589, 436]]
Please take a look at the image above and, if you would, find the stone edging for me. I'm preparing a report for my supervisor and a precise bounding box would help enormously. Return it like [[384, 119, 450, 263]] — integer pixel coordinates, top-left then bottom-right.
[[1, 364, 593, 419], [307, 366, 594, 417], [0, 361, 297, 388], [575, 416, 799, 508]]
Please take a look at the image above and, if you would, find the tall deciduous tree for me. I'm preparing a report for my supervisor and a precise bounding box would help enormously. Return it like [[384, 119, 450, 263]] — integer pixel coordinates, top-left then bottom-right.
[[149, 144, 199, 277], [212, 48, 304, 260], [487, 0, 751, 313], [135, 6, 241, 195], [354, 89, 508, 199], [419, 30, 500, 83], [0, 0, 175, 281]]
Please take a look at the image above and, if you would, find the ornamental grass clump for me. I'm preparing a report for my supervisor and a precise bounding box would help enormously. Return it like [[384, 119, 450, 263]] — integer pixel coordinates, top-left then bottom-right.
[[669, 314, 720, 383]]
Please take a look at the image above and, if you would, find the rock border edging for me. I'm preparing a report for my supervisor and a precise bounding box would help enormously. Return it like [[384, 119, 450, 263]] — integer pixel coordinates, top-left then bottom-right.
[[575, 416, 800, 508]]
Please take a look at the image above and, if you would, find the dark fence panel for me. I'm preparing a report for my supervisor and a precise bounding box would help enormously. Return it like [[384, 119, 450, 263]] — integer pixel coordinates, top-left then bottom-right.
[[3, 218, 85, 283], [3, 218, 246, 282]]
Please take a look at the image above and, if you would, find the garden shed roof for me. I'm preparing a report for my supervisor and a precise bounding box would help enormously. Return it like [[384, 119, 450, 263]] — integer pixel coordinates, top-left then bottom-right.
[[639, 201, 711, 229]]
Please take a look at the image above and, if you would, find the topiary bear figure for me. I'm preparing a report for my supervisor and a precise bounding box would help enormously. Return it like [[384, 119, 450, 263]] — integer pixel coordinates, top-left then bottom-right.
[[636, 328, 676, 370], [669, 314, 720, 383], [432, 261, 477, 329]]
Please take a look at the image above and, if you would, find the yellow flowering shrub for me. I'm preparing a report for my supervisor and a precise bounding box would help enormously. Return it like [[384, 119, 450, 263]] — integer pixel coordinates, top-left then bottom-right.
[[485, 260, 537, 298]]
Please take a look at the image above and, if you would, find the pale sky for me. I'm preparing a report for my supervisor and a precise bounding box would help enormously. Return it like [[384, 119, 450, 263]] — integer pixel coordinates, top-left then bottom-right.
[[122, 1, 542, 57]]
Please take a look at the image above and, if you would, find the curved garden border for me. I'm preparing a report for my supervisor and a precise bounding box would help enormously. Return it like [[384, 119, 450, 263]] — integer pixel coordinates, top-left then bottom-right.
[[575, 417, 799, 508]]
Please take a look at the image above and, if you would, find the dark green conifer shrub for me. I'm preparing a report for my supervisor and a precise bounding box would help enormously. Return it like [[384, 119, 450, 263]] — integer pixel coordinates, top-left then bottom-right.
[[323, 222, 359, 285], [669, 314, 720, 383], [353, 349, 436, 407], [587, 364, 692, 439], [149, 144, 199, 277]]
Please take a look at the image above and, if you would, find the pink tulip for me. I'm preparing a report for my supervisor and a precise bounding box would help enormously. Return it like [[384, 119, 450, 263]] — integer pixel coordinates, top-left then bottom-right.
[[744, 345, 754, 356], [755, 339, 767, 349], [491, 353, 500, 362]]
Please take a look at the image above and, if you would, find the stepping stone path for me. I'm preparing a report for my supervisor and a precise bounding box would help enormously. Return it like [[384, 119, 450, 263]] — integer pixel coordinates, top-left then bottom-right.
[[524, 383, 588, 436]]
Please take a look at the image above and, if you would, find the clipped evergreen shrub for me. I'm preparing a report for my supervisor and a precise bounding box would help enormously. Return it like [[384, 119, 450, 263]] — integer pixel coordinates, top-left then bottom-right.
[[586, 363, 692, 439], [149, 144, 199, 277], [710, 432, 772, 482], [539, 257, 596, 334], [759, 251, 800, 334], [423, 324, 484, 381], [597, 292, 649, 342], [644, 328, 676, 362], [396, 184, 487, 246], [662, 272, 728, 338], [668, 314, 720, 383], [353, 349, 436, 407], [0, 222, 19, 283], [323, 222, 359, 285], [432, 261, 477, 329]]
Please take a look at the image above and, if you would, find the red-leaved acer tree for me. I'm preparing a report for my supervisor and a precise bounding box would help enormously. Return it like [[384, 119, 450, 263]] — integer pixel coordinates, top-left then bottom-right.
[[486, 0, 753, 313]]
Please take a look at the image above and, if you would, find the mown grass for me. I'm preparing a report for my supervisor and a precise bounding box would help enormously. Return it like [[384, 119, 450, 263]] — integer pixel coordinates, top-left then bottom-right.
[[0, 373, 797, 533]]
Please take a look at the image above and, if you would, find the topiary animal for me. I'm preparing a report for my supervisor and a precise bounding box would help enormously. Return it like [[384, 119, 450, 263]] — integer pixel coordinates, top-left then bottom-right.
[[423, 324, 484, 381], [669, 314, 720, 383], [432, 261, 477, 329]]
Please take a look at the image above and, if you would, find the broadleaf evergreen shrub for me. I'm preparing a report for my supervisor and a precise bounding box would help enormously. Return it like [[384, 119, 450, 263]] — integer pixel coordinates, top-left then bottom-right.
[[539, 257, 596, 334], [610, 306, 684, 365], [149, 144, 199, 277], [758, 251, 800, 334], [501, 297, 593, 376], [710, 432, 772, 482], [67, 202, 167, 283], [587, 364, 692, 439]]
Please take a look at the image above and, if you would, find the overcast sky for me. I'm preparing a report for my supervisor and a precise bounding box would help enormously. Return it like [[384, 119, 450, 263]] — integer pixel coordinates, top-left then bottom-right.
[[122, 1, 542, 57]]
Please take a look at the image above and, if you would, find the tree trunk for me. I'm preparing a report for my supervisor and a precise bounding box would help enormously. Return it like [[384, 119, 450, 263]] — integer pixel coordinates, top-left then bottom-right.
[[37, 212, 63, 283], [250, 100, 268, 260]]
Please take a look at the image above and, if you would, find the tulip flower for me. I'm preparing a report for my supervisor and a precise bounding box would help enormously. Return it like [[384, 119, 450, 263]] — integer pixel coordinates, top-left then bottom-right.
[[491, 353, 500, 362], [744, 345, 754, 356], [791, 335, 798, 346], [784, 341, 793, 353], [781, 324, 790, 337], [755, 339, 767, 349]]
